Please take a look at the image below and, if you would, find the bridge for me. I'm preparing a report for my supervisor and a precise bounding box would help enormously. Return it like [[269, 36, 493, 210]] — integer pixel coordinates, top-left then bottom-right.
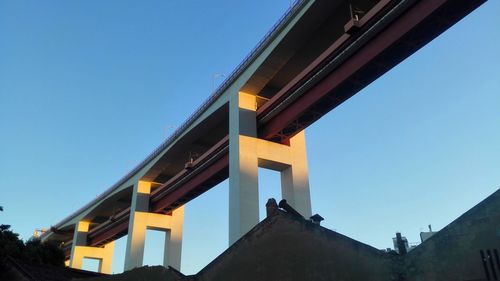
[[40, 0, 486, 274]]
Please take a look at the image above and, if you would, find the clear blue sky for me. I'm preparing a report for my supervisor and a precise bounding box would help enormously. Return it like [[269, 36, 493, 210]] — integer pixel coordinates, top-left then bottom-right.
[[1, 0, 499, 275]]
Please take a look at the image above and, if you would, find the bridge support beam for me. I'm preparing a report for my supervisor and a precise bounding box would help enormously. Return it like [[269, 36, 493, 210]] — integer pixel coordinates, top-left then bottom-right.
[[124, 181, 184, 271], [229, 92, 312, 245], [69, 221, 114, 274]]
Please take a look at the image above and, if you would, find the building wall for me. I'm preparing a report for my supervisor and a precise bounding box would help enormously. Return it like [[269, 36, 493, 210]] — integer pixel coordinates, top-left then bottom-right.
[[404, 191, 500, 281]]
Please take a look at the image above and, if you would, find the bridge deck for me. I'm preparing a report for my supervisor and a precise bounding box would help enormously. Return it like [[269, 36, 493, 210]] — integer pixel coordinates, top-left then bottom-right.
[[41, 0, 486, 256]]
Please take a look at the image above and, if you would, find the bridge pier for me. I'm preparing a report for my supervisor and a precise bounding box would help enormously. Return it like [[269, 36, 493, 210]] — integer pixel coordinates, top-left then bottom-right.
[[228, 92, 312, 245], [124, 181, 184, 271], [69, 221, 114, 274]]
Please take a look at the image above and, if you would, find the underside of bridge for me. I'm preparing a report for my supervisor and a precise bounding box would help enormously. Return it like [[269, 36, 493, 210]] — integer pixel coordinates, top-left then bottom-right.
[[41, 0, 486, 266]]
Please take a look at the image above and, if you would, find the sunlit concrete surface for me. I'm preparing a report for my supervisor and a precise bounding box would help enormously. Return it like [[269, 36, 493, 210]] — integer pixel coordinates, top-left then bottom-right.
[[229, 92, 311, 244], [69, 221, 115, 274], [124, 181, 184, 271]]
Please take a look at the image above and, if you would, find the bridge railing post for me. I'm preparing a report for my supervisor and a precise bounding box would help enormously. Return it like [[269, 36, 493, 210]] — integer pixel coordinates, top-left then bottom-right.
[[228, 91, 312, 245], [124, 180, 184, 271]]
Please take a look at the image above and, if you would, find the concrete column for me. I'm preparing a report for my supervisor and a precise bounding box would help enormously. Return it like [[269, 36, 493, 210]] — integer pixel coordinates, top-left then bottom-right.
[[229, 92, 259, 245], [124, 181, 151, 271], [69, 221, 114, 274], [280, 131, 312, 218], [163, 206, 184, 270], [69, 221, 89, 270], [228, 91, 312, 245], [124, 181, 184, 271]]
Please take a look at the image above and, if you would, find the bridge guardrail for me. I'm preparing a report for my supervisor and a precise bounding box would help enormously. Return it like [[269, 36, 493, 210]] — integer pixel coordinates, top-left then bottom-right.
[[47, 0, 305, 231]]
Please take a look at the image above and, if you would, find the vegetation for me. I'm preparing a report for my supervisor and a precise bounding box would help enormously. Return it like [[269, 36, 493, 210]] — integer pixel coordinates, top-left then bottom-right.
[[0, 205, 65, 270]]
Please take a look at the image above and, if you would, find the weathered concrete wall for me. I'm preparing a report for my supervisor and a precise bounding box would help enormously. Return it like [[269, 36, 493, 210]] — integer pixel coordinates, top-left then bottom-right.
[[404, 190, 500, 281], [196, 212, 398, 281]]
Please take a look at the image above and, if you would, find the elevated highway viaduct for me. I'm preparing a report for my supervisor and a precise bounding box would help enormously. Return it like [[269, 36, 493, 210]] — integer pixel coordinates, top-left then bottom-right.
[[41, 0, 486, 274]]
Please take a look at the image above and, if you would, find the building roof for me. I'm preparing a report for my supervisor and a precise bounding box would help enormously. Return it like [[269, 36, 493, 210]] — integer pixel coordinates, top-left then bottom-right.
[[81, 265, 186, 281], [2, 257, 103, 281], [80, 188, 500, 281]]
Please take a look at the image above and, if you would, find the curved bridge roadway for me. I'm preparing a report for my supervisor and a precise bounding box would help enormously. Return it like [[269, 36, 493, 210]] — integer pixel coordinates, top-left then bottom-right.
[[41, 0, 486, 261]]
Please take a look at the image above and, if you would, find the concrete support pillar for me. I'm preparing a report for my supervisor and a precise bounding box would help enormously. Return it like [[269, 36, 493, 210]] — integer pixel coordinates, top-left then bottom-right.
[[229, 92, 259, 246], [69, 221, 114, 274], [228, 92, 312, 245], [164, 207, 184, 270], [280, 131, 312, 217], [124, 181, 151, 270], [124, 181, 184, 271]]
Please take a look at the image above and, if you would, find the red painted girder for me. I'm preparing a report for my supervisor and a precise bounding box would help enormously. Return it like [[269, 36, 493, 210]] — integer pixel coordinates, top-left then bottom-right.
[[87, 219, 129, 247], [150, 136, 229, 202], [256, 0, 393, 120], [83, 140, 229, 247], [259, 0, 485, 141], [151, 154, 229, 213]]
